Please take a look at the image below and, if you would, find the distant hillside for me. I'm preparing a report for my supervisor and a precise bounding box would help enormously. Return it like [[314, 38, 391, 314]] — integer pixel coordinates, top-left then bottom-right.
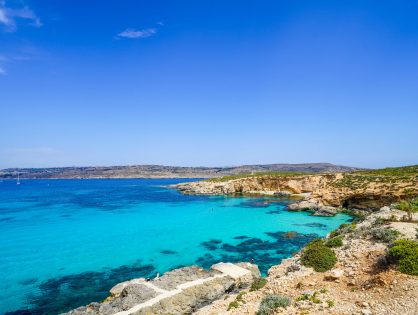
[[0, 163, 361, 179]]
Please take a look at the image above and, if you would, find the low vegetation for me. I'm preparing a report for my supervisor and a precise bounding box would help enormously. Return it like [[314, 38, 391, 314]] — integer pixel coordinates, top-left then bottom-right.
[[370, 227, 400, 243], [296, 291, 321, 304], [331, 165, 418, 190], [396, 198, 418, 221], [227, 291, 246, 310], [325, 235, 344, 247], [355, 165, 418, 176], [301, 239, 337, 272], [227, 300, 239, 311], [329, 222, 356, 238], [388, 239, 418, 276], [250, 278, 267, 291], [257, 294, 291, 315]]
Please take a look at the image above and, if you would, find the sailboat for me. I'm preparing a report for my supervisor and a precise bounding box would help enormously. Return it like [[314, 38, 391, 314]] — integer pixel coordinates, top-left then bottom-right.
[[17, 171, 20, 185]]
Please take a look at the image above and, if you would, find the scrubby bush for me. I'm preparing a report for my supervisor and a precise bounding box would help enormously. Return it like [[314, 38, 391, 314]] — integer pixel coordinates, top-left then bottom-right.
[[342, 208, 367, 220], [388, 240, 418, 275], [325, 235, 344, 247], [396, 199, 418, 222], [373, 217, 386, 226], [327, 299, 335, 308], [227, 291, 246, 310], [257, 294, 290, 315], [250, 278, 267, 291], [301, 239, 337, 272], [236, 291, 246, 302], [329, 230, 340, 238], [370, 227, 400, 243], [227, 300, 239, 310], [295, 293, 310, 301], [296, 291, 321, 303], [330, 222, 357, 238]]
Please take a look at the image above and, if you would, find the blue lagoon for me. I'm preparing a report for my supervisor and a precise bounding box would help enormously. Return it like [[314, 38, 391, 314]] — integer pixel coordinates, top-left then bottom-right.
[[0, 179, 352, 314]]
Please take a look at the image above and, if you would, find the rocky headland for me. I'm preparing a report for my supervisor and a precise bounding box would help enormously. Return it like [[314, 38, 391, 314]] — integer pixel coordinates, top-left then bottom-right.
[[174, 165, 418, 212]]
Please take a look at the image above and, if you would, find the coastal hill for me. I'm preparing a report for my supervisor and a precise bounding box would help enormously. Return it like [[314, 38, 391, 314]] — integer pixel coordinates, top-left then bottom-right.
[[0, 163, 360, 179]]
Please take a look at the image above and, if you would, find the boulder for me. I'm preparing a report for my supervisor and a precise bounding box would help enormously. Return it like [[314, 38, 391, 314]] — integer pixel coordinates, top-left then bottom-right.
[[109, 278, 146, 297], [313, 206, 338, 217], [326, 268, 344, 280], [234, 262, 261, 279], [288, 201, 319, 211]]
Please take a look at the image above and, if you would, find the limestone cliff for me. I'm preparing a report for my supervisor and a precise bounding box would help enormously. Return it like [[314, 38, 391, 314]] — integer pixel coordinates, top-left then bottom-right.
[[174, 166, 418, 210]]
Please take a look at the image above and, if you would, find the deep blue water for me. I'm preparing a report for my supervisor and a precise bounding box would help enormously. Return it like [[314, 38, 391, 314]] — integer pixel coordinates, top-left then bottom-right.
[[0, 179, 352, 314]]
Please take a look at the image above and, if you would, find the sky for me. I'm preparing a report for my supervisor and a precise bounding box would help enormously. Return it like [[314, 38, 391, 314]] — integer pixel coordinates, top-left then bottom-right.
[[0, 0, 417, 169]]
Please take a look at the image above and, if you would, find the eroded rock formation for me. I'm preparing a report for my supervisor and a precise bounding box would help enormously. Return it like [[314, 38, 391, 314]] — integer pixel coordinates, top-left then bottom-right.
[[174, 172, 417, 210]]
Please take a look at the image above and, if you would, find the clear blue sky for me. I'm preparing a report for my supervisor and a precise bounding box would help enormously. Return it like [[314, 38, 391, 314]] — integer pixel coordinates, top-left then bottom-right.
[[1, 0, 417, 169]]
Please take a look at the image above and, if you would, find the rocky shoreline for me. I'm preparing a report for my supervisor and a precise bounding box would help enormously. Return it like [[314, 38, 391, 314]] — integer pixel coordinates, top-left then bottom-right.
[[64, 204, 418, 315], [196, 206, 418, 315], [64, 169, 417, 315], [63, 263, 260, 315]]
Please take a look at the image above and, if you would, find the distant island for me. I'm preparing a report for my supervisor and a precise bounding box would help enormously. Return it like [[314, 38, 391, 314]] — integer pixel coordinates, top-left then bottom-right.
[[0, 163, 361, 179]]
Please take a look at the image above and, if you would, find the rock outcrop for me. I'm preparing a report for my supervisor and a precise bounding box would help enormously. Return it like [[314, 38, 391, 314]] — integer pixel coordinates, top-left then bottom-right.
[[63, 263, 259, 315]]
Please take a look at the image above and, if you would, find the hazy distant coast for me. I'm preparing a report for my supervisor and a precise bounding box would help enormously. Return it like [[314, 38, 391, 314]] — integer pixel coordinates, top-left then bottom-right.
[[0, 163, 361, 179]]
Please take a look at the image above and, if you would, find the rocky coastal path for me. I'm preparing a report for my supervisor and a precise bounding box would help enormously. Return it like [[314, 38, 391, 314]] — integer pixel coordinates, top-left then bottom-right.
[[63, 263, 259, 315]]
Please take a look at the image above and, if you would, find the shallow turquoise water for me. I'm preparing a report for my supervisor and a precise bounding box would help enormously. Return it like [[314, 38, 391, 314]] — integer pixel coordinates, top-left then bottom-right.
[[0, 179, 352, 314]]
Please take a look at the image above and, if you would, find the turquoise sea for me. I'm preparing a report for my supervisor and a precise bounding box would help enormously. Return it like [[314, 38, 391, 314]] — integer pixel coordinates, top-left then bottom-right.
[[0, 179, 352, 314]]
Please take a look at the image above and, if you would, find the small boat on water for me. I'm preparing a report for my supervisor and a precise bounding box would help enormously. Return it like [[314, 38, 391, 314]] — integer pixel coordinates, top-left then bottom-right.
[[16, 172, 20, 185]]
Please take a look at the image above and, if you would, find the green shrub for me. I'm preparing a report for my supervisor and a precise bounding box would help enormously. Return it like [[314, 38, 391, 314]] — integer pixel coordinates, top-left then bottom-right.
[[388, 240, 418, 275], [373, 217, 386, 226], [250, 278, 267, 291], [329, 230, 340, 238], [227, 300, 239, 310], [295, 294, 310, 301], [257, 295, 291, 315], [227, 291, 246, 310], [396, 198, 418, 221], [370, 227, 400, 243], [329, 222, 357, 238], [236, 291, 246, 302], [325, 235, 344, 247], [301, 239, 337, 272], [327, 299, 335, 308], [296, 291, 322, 303]]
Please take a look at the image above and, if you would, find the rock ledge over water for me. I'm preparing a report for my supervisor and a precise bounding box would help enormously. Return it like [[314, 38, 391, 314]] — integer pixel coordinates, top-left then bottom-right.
[[63, 263, 259, 315]]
